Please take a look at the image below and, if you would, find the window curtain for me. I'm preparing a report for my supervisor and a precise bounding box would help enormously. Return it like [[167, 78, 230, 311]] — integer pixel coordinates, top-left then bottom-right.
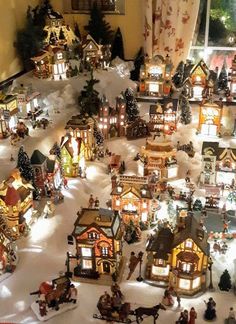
[[144, 0, 200, 67]]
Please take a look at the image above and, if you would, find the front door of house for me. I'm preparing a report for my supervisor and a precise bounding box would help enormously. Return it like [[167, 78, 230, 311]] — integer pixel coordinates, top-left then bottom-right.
[[201, 124, 217, 136], [103, 261, 110, 273]]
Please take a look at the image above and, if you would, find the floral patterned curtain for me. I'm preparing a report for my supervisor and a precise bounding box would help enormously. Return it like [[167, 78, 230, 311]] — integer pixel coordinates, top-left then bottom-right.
[[144, 0, 200, 67]]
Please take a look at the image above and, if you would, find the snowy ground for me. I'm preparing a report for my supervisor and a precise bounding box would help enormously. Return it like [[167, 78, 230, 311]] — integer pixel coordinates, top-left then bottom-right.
[[1, 72, 236, 323]]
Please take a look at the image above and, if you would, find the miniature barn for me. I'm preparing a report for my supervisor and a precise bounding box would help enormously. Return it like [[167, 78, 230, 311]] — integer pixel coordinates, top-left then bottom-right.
[[71, 208, 122, 278]]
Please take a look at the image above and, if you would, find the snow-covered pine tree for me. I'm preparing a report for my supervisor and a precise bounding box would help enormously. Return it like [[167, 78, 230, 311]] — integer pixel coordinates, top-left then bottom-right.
[[84, 1, 113, 45], [111, 27, 124, 60], [78, 70, 101, 117], [124, 88, 140, 122], [179, 87, 192, 124], [17, 146, 34, 182], [93, 126, 104, 146], [218, 269, 232, 291], [50, 142, 61, 160], [74, 22, 81, 39], [172, 61, 185, 88], [218, 63, 228, 91]]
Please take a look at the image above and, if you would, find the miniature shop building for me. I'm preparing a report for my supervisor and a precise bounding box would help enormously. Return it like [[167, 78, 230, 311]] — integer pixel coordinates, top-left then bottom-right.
[[0, 94, 18, 138], [230, 55, 236, 98], [60, 135, 85, 177], [98, 97, 126, 139], [72, 208, 122, 277], [139, 137, 178, 181], [31, 51, 52, 79], [198, 99, 223, 136], [12, 84, 41, 118], [111, 175, 153, 224], [126, 118, 150, 140], [0, 173, 33, 237], [188, 59, 210, 99], [82, 34, 102, 65], [139, 54, 173, 97], [146, 212, 209, 296], [65, 115, 95, 161], [47, 46, 68, 80], [148, 98, 178, 134], [200, 141, 236, 185]]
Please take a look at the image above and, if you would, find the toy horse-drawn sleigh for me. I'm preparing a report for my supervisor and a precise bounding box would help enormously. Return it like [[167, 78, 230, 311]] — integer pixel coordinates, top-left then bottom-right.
[[30, 275, 77, 321], [93, 291, 166, 323]]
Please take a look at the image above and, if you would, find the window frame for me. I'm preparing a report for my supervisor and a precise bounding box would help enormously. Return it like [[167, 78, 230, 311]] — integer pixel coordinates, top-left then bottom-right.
[[190, 0, 236, 63], [63, 0, 125, 15]]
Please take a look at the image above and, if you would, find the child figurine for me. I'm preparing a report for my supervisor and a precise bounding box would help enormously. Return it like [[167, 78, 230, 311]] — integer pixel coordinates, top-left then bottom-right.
[[126, 251, 139, 280], [176, 293, 181, 308], [176, 309, 188, 324], [189, 307, 197, 324], [68, 284, 77, 304], [38, 294, 47, 317], [204, 297, 216, 320], [88, 194, 95, 208], [227, 307, 236, 324], [94, 197, 100, 209]]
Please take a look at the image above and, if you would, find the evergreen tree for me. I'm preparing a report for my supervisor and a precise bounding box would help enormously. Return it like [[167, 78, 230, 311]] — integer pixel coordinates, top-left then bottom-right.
[[218, 269, 232, 291], [193, 199, 203, 211], [74, 22, 81, 39], [59, 28, 65, 40], [167, 200, 176, 219], [130, 47, 145, 81], [17, 146, 34, 182], [172, 61, 185, 88], [93, 126, 104, 146], [124, 88, 140, 122], [84, 1, 113, 45], [111, 27, 124, 60], [179, 87, 192, 124], [78, 70, 101, 117], [218, 63, 228, 91]]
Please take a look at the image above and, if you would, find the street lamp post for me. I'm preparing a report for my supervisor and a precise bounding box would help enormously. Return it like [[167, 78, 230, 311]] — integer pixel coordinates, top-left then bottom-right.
[[136, 251, 144, 282], [208, 256, 214, 290]]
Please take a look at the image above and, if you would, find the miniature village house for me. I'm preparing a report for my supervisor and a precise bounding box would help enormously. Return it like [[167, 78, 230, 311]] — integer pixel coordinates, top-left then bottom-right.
[[0, 94, 18, 139], [98, 96, 126, 139], [111, 175, 153, 224], [230, 55, 236, 98], [0, 171, 33, 237], [139, 54, 173, 97], [45, 45, 68, 80], [60, 135, 85, 177], [146, 211, 209, 296], [200, 141, 236, 185], [82, 34, 102, 66], [126, 118, 150, 140], [72, 208, 122, 278], [65, 115, 95, 161], [148, 98, 178, 134], [12, 84, 41, 118], [198, 99, 223, 136], [139, 136, 178, 181], [31, 51, 52, 79], [188, 59, 210, 99], [31, 150, 63, 195]]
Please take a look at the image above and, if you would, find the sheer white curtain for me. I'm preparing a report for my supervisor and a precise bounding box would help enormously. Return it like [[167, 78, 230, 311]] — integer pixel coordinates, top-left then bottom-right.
[[144, 0, 200, 67]]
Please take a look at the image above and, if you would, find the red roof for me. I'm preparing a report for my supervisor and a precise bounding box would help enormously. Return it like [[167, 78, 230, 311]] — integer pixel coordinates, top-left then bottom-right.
[[4, 186, 20, 206]]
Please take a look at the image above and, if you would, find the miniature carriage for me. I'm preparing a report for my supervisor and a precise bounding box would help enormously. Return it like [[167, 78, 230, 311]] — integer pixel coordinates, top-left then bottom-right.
[[108, 154, 121, 174], [30, 275, 71, 310]]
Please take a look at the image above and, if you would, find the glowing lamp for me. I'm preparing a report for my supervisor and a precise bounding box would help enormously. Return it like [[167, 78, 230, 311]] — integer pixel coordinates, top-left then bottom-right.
[[195, 75, 201, 82], [141, 188, 147, 196], [117, 185, 122, 193], [104, 125, 107, 129], [120, 122, 124, 126]]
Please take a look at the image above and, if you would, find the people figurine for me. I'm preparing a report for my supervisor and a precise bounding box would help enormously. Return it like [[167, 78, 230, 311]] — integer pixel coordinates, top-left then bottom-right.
[[63, 177, 69, 189], [223, 220, 230, 233], [126, 251, 139, 280], [38, 294, 47, 317], [204, 297, 216, 320], [88, 194, 95, 208], [68, 284, 77, 304], [176, 293, 181, 308], [176, 309, 188, 324], [227, 307, 236, 324], [221, 241, 228, 254], [162, 287, 174, 306], [188, 307, 197, 324], [111, 282, 123, 299], [43, 201, 54, 218], [94, 197, 100, 209], [10, 154, 15, 162]]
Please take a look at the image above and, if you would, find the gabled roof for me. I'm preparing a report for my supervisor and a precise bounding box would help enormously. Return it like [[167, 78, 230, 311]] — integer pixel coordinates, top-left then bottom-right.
[[146, 227, 174, 260], [60, 136, 83, 157], [172, 215, 209, 255], [17, 186, 31, 202], [82, 35, 99, 50], [31, 150, 47, 165], [189, 59, 209, 77], [47, 158, 56, 173]]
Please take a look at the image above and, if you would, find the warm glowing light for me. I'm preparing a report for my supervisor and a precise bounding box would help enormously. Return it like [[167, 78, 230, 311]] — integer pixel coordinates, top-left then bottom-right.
[[70, 137, 78, 161]]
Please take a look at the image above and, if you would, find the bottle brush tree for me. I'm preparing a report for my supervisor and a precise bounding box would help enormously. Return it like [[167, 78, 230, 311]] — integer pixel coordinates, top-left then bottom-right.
[[84, 1, 113, 45], [218, 269, 232, 291], [111, 27, 124, 60], [124, 88, 140, 122], [179, 86, 192, 124]]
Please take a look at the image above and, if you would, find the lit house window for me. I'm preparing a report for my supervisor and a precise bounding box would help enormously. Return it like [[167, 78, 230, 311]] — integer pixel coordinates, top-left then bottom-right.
[[81, 247, 92, 257], [82, 259, 92, 269], [115, 199, 120, 206], [88, 232, 99, 240], [57, 53, 63, 60], [182, 263, 192, 273], [101, 247, 109, 256]]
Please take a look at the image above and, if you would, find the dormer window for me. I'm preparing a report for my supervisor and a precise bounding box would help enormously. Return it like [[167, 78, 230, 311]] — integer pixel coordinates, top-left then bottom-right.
[[57, 53, 63, 60], [88, 232, 99, 240]]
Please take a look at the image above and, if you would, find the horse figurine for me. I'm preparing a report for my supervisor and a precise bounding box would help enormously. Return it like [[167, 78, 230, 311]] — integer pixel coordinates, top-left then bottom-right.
[[133, 303, 166, 323]]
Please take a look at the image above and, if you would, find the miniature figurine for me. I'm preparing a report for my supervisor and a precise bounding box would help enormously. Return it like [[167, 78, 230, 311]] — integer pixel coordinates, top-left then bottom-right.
[[221, 241, 228, 254], [68, 284, 77, 304], [43, 201, 55, 218], [204, 297, 216, 320], [176, 293, 181, 308], [63, 177, 69, 189], [10, 154, 15, 162], [126, 251, 139, 280], [88, 194, 95, 208], [223, 220, 230, 233], [94, 197, 100, 208], [39, 300, 47, 317], [227, 307, 236, 324], [188, 307, 197, 324], [111, 282, 123, 299], [176, 309, 188, 324], [162, 287, 174, 306]]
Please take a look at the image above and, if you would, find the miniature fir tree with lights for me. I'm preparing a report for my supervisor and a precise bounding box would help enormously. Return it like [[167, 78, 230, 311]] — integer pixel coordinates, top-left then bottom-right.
[[218, 63, 228, 91], [193, 199, 203, 211], [179, 87, 192, 124], [78, 70, 101, 117], [172, 61, 185, 88], [218, 269, 232, 291], [111, 27, 124, 60], [124, 88, 140, 123], [74, 22, 81, 39], [84, 1, 113, 45], [130, 47, 145, 81], [93, 126, 104, 146]]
